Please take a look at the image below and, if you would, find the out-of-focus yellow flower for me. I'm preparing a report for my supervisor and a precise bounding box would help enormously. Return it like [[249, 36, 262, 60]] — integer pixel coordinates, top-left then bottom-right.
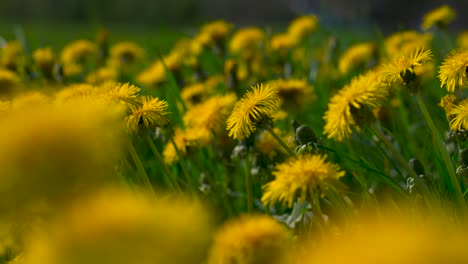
[[201, 20, 233, 43], [384, 31, 432, 58], [257, 128, 289, 158], [270, 33, 295, 56], [226, 84, 280, 140], [33, 47, 55, 77], [439, 49, 468, 92], [100, 82, 141, 109], [338, 42, 377, 75], [421, 5, 456, 30], [229, 27, 265, 60], [11, 91, 50, 111], [0, 100, 125, 216], [85, 67, 118, 85], [457, 31, 468, 49], [447, 99, 468, 131], [439, 94, 458, 120], [287, 15, 319, 44], [0, 41, 24, 70], [324, 71, 388, 141], [60, 39, 97, 65], [23, 188, 213, 264], [183, 94, 237, 145], [267, 79, 315, 112], [181, 82, 211, 106], [295, 209, 468, 264], [55, 83, 97, 103], [0, 68, 20, 93], [137, 53, 182, 86], [109, 41, 144, 66], [163, 127, 189, 165], [208, 214, 292, 264], [379, 48, 433, 87], [262, 154, 345, 207], [125, 96, 169, 133], [62, 63, 83, 78]]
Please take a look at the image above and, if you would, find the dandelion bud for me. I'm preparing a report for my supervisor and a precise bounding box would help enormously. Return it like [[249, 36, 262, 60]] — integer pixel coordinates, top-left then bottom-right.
[[409, 158, 425, 176], [295, 125, 317, 146]]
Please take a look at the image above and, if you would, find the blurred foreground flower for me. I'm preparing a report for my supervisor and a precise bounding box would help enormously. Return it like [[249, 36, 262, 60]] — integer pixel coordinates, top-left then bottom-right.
[[208, 214, 291, 264], [23, 188, 213, 264], [262, 154, 345, 207]]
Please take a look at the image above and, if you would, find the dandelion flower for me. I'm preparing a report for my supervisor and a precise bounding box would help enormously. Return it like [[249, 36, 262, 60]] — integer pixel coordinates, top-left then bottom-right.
[[181, 82, 211, 106], [23, 188, 213, 264], [100, 82, 141, 108], [447, 99, 468, 131], [457, 31, 468, 49], [229, 27, 265, 59], [60, 39, 97, 65], [1, 41, 24, 70], [55, 83, 97, 103], [208, 214, 292, 264], [125, 96, 169, 133], [226, 84, 280, 140], [33, 47, 55, 78], [422, 5, 456, 30], [288, 15, 319, 44], [262, 154, 345, 207], [379, 48, 432, 87], [0, 68, 20, 93], [270, 33, 295, 55], [324, 71, 388, 141], [439, 94, 458, 120], [163, 128, 191, 165], [439, 49, 468, 92], [85, 67, 118, 85], [384, 31, 432, 58], [267, 79, 315, 112], [338, 42, 377, 75], [201, 20, 233, 43], [109, 41, 144, 66]]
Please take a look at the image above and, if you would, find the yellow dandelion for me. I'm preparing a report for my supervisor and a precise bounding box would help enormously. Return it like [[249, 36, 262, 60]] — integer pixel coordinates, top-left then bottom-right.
[[262, 154, 344, 207], [448, 99, 468, 131], [379, 48, 433, 87], [439, 94, 458, 120], [439, 49, 468, 92], [125, 96, 169, 133], [23, 188, 213, 264], [338, 42, 377, 75], [163, 128, 189, 165], [229, 27, 265, 59], [457, 31, 468, 49], [270, 33, 295, 56], [0, 68, 20, 93], [267, 79, 315, 112], [384, 31, 432, 58], [100, 82, 141, 108], [33, 47, 55, 77], [0, 41, 24, 70], [181, 82, 211, 106], [422, 5, 456, 30], [109, 41, 144, 65], [257, 128, 289, 158], [55, 83, 97, 103], [184, 94, 237, 132], [287, 15, 319, 43], [85, 67, 118, 85], [226, 84, 280, 140], [60, 39, 97, 65], [137, 62, 166, 86], [324, 71, 388, 141], [201, 20, 233, 43], [208, 214, 292, 264], [62, 63, 83, 78]]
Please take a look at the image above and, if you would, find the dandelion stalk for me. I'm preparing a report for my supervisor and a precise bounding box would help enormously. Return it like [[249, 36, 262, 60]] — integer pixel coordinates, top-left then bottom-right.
[[415, 94, 465, 208], [145, 132, 181, 191], [265, 125, 295, 156], [243, 156, 254, 213], [127, 141, 154, 192], [170, 137, 195, 191]]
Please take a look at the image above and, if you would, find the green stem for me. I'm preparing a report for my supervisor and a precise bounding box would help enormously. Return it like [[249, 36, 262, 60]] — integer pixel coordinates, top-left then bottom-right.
[[127, 141, 154, 192], [265, 126, 295, 156], [145, 133, 181, 191], [170, 137, 195, 192], [415, 94, 465, 208], [243, 156, 254, 213]]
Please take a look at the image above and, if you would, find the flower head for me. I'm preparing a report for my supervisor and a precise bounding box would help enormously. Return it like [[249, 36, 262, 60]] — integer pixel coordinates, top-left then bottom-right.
[[262, 154, 345, 207], [379, 48, 433, 87], [338, 42, 377, 75], [324, 71, 388, 141], [208, 214, 291, 264], [33, 47, 55, 77], [1, 41, 24, 70], [270, 33, 295, 54], [422, 5, 456, 30], [447, 99, 468, 131], [109, 41, 144, 66], [267, 79, 315, 112], [100, 82, 141, 109], [384, 31, 432, 58], [288, 15, 319, 43], [457, 31, 468, 49], [438, 49, 468, 92], [226, 84, 280, 140], [60, 39, 97, 65], [201, 20, 233, 43], [125, 96, 169, 133], [0, 68, 20, 93], [229, 27, 265, 59], [86, 67, 118, 85]]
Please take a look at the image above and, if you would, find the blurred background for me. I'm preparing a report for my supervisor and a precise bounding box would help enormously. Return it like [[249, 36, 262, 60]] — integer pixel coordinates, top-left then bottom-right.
[[0, 0, 467, 30]]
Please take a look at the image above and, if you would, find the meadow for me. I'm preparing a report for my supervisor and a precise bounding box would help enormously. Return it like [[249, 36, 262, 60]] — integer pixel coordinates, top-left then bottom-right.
[[1, 4, 468, 263]]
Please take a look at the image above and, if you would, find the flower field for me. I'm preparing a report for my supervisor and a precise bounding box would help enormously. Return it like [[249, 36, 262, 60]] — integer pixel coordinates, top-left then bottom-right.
[[2, 4, 468, 263]]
